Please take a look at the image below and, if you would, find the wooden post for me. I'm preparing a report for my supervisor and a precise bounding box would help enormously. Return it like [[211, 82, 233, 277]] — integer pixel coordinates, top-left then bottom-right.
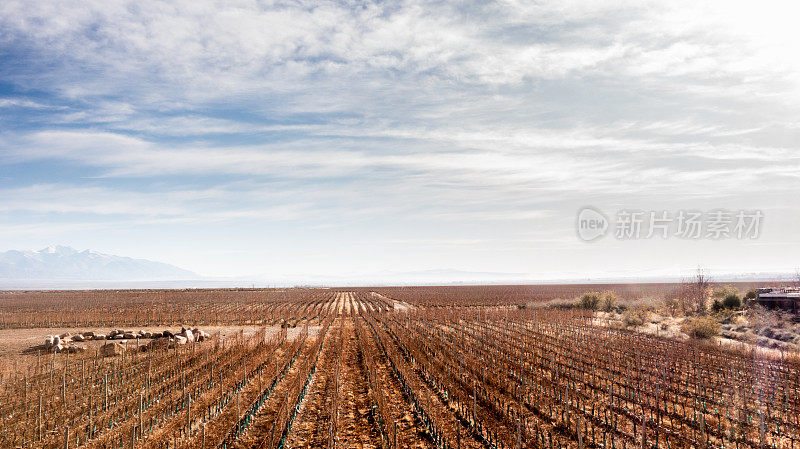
[[426, 386, 431, 415], [89, 392, 94, 438], [473, 391, 477, 426], [641, 414, 646, 449], [63, 425, 70, 449], [38, 394, 42, 442], [139, 391, 144, 439], [24, 376, 28, 419], [62, 368, 67, 410], [187, 393, 192, 437], [699, 412, 706, 448]]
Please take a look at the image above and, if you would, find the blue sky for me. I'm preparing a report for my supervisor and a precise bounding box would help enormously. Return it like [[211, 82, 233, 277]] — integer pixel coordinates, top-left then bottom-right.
[[1, 0, 799, 283]]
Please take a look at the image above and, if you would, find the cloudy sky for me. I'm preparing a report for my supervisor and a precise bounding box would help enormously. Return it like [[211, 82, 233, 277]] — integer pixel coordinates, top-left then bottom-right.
[[1, 0, 799, 283]]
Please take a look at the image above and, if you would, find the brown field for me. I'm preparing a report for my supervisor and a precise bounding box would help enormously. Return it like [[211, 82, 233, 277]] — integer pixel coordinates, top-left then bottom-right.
[[0, 285, 797, 448]]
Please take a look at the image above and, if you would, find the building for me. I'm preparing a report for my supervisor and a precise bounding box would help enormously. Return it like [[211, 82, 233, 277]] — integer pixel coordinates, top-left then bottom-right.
[[756, 287, 800, 313]]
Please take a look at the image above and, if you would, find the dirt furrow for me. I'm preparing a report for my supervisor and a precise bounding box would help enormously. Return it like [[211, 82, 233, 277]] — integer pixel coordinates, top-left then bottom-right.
[[375, 318, 485, 449], [335, 321, 381, 448], [232, 335, 319, 449], [361, 325, 435, 448], [283, 324, 342, 448]]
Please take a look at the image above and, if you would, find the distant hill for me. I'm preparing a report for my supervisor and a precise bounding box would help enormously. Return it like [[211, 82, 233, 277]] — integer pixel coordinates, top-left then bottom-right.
[[0, 245, 198, 280]]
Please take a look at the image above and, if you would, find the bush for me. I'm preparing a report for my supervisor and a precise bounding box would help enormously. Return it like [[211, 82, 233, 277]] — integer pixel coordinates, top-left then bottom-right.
[[774, 331, 794, 342], [600, 291, 618, 312], [744, 289, 758, 300], [623, 309, 648, 327], [683, 316, 721, 339], [722, 293, 742, 309], [533, 298, 580, 309], [664, 297, 684, 316], [713, 286, 739, 300], [578, 292, 601, 310]]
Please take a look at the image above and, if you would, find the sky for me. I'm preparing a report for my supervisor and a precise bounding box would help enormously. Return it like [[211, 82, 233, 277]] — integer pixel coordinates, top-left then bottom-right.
[[1, 0, 799, 284]]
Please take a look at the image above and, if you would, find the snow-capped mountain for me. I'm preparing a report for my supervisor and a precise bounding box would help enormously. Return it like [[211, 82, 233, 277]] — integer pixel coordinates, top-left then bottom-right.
[[0, 245, 198, 280]]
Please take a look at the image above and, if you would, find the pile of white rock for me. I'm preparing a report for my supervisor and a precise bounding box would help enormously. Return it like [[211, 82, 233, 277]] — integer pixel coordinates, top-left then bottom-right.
[[43, 334, 87, 354], [43, 327, 212, 353], [170, 327, 211, 346]]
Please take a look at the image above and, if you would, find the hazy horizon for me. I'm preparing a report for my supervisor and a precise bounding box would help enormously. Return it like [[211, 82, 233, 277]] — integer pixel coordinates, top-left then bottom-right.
[[1, 244, 797, 290]]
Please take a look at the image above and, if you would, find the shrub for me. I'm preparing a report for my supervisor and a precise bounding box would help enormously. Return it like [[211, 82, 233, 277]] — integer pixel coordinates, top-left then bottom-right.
[[759, 327, 775, 339], [623, 309, 648, 327], [774, 331, 794, 342], [578, 292, 601, 310], [744, 289, 757, 300], [713, 286, 739, 300], [722, 293, 742, 309], [532, 298, 579, 309], [664, 297, 684, 316], [683, 316, 721, 339], [600, 291, 618, 312]]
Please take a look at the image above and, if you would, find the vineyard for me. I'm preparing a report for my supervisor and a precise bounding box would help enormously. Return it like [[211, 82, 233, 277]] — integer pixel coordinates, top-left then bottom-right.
[[0, 287, 798, 448]]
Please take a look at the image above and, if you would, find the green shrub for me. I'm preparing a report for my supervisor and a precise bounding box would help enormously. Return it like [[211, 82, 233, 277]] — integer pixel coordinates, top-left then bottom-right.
[[683, 316, 721, 339], [578, 292, 601, 310], [722, 293, 742, 309], [744, 289, 758, 300]]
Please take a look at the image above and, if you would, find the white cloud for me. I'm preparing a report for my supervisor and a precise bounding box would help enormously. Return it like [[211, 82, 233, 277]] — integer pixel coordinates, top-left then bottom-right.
[[4, 0, 796, 105], [0, 98, 51, 108], [4, 127, 799, 214], [2, 0, 800, 279]]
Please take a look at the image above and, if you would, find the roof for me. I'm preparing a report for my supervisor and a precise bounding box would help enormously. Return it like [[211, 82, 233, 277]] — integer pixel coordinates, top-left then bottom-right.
[[759, 293, 800, 298]]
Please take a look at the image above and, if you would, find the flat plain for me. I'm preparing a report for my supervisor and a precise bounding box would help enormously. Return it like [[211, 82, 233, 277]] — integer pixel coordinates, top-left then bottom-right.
[[0, 285, 797, 448]]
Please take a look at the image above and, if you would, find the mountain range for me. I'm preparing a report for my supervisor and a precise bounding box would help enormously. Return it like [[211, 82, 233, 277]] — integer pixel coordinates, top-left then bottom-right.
[[0, 245, 198, 280]]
